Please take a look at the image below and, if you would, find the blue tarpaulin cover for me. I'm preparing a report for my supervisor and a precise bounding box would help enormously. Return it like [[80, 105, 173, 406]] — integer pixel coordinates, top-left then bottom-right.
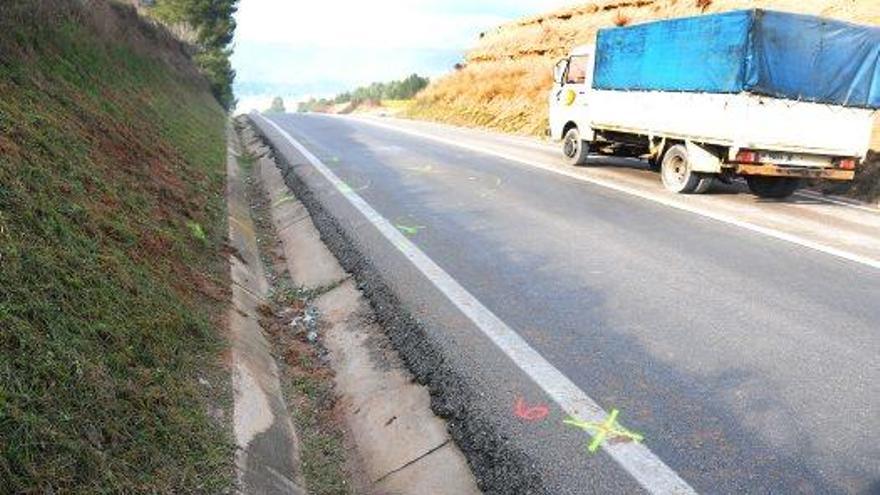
[[593, 9, 880, 109]]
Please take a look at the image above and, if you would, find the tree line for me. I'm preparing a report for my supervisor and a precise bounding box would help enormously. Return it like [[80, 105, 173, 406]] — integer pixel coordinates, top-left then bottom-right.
[[297, 73, 429, 112], [149, 0, 237, 110]]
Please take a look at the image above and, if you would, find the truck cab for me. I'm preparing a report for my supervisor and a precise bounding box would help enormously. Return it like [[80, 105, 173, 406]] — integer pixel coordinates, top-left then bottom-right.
[[548, 44, 595, 165]]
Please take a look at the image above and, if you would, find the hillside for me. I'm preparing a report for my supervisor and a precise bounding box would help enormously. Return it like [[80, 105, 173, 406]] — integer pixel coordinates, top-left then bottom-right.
[[0, 1, 233, 492]]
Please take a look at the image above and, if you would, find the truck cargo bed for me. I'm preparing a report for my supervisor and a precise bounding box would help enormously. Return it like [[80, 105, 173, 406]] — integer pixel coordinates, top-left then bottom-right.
[[589, 90, 875, 158]]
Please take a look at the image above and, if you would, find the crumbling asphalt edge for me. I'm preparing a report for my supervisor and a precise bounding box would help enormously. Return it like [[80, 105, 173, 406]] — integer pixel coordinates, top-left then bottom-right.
[[246, 116, 545, 495]]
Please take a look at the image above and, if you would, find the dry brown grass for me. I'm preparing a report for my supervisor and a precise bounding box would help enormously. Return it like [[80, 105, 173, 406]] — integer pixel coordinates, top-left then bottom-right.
[[410, 56, 552, 135], [408, 0, 880, 138]]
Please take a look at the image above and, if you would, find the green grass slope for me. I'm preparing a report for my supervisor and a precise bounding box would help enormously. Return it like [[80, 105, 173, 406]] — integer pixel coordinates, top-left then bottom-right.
[[0, 1, 233, 492]]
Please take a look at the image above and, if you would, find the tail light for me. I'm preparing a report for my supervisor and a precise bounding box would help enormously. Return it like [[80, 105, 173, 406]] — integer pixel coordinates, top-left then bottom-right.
[[838, 158, 856, 170], [736, 150, 758, 163]]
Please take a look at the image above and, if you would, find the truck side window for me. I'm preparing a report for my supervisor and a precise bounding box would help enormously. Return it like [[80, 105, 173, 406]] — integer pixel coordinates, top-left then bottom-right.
[[566, 55, 590, 84]]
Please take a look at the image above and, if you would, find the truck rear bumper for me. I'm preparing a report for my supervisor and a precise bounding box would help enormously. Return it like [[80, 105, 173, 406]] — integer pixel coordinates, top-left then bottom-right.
[[733, 164, 854, 181]]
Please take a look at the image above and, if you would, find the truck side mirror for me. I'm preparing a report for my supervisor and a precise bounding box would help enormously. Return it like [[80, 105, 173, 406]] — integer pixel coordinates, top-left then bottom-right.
[[553, 58, 569, 84]]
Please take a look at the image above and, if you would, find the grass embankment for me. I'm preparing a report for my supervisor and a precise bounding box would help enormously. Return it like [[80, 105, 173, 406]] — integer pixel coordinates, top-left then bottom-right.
[[0, 1, 233, 492], [407, 0, 880, 200]]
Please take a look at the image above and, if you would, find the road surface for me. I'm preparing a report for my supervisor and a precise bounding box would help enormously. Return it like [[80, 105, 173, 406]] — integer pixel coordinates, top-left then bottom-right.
[[252, 113, 880, 494]]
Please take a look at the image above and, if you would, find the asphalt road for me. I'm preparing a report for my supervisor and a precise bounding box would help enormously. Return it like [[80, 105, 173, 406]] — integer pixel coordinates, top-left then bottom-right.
[[254, 113, 880, 494]]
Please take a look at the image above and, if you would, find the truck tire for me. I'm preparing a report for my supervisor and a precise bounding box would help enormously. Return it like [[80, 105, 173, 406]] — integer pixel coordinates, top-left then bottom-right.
[[562, 127, 590, 166], [660, 144, 711, 194], [745, 176, 801, 198]]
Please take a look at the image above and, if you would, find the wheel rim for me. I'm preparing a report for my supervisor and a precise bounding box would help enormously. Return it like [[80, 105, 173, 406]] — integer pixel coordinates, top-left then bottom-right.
[[663, 154, 688, 187], [563, 134, 578, 158]]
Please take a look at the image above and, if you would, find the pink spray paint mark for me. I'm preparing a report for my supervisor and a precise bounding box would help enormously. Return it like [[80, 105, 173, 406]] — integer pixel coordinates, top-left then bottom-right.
[[514, 396, 549, 422]]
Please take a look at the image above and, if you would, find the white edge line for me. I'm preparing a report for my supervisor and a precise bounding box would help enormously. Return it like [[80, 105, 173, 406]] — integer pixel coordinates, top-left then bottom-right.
[[254, 114, 699, 495], [334, 115, 880, 271], [793, 189, 880, 213]]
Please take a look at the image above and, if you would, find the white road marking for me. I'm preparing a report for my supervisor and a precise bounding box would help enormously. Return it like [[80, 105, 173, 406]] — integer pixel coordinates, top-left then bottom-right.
[[337, 115, 880, 270], [792, 189, 880, 213], [255, 114, 698, 495]]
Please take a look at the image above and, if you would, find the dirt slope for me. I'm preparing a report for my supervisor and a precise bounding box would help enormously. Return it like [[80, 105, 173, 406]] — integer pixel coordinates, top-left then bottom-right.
[[0, 1, 233, 492]]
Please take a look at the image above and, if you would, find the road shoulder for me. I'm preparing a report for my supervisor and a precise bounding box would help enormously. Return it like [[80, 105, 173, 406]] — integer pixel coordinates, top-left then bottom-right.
[[237, 118, 481, 495]]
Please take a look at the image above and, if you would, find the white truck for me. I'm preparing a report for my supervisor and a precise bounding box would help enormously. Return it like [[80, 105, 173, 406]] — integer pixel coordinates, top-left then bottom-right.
[[549, 10, 879, 198]]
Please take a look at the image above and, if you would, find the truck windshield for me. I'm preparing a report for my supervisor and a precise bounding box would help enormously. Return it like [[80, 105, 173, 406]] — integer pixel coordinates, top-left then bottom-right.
[[565, 55, 590, 84]]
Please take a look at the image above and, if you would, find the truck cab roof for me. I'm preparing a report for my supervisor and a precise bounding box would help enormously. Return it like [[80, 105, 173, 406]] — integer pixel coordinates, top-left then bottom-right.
[[570, 44, 595, 56]]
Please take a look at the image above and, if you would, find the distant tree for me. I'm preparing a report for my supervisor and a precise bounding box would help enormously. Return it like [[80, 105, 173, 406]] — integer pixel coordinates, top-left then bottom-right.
[[334, 73, 429, 106], [265, 96, 286, 114], [297, 98, 315, 113], [297, 74, 430, 113], [195, 47, 236, 110]]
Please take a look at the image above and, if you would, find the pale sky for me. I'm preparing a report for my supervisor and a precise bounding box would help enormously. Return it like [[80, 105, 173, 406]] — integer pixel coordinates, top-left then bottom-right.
[[231, 0, 580, 111]]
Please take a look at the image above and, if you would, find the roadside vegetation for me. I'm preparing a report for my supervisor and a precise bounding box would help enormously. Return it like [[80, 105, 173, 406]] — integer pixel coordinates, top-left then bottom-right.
[[298, 73, 429, 113], [147, 0, 238, 110], [406, 0, 879, 200], [0, 1, 233, 492], [264, 96, 287, 114]]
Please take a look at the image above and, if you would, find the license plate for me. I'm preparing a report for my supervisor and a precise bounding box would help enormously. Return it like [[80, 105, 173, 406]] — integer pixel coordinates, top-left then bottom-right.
[[757, 152, 831, 168]]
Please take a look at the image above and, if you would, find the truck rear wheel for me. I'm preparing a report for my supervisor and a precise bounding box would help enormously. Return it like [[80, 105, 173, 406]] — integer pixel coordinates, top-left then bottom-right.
[[660, 144, 712, 194], [745, 176, 801, 198], [562, 127, 590, 166]]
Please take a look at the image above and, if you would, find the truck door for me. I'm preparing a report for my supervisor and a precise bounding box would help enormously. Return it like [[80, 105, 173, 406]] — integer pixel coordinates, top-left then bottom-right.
[[549, 53, 592, 140]]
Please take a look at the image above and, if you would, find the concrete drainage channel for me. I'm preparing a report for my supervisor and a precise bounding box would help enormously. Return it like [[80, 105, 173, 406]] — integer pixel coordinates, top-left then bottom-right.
[[228, 118, 480, 494], [244, 116, 546, 495]]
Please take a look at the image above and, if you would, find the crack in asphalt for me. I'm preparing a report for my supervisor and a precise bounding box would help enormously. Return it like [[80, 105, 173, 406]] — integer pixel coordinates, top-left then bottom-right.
[[372, 439, 451, 484]]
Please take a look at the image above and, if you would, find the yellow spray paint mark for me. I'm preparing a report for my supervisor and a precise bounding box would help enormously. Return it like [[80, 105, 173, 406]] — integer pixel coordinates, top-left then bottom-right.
[[406, 164, 434, 174], [272, 194, 297, 208], [395, 223, 426, 237], [563, 409, 643, 453], [339, 181, 370, 194]]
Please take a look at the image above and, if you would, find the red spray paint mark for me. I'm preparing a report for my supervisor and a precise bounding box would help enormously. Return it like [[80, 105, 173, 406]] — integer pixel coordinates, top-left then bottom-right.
[[514, 396, 549, 422]]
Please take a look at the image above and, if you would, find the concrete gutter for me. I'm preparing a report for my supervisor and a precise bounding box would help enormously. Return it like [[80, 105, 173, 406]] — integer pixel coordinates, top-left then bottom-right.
[[246, 126, 481, 495], [227, 127, 306, 495]]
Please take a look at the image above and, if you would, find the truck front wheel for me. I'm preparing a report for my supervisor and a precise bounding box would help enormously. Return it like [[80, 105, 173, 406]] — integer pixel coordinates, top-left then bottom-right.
[[562, 127, 590, 166], [660, 144, 712, 194], [745, 176, 801, 199]]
